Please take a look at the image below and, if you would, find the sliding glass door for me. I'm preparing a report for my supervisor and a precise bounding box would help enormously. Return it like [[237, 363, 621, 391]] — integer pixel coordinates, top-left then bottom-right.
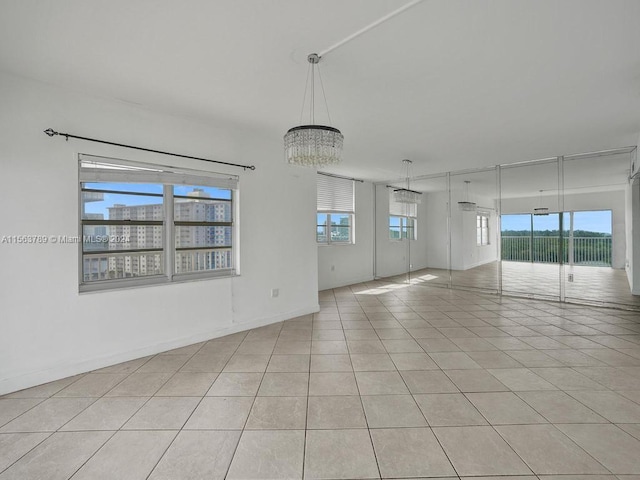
[[372, 147, 638, 310], [499, 159, 561, 301], [449, 168, 499, 292], [562, 151, 637, 308]]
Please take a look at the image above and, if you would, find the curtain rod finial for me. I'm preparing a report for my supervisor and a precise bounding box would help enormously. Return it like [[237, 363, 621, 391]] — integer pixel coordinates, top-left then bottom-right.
[[44, 128, 58, 137]]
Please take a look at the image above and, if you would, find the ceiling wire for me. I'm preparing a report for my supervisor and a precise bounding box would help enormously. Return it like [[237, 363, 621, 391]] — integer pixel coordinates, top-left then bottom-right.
[[311, 61, 315, 124], [318, 0, 427, 58], [316, 65, 333, 126], [299, 62, 312, 124]]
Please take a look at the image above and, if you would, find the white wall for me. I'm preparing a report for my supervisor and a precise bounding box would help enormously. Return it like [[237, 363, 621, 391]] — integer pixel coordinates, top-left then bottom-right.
[[0, 72, 319, 395], [318, 181, 375, 290], [501, 190, 626, 269]]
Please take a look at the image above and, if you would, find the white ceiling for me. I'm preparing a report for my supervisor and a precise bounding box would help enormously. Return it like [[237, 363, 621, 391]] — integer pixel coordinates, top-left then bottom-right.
[[1, 0, 639, 182]]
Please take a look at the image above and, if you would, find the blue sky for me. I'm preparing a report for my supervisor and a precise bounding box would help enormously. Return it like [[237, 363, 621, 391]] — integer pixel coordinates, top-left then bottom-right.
[[501, 211, 612, 234], [572, 211, 612, 233]]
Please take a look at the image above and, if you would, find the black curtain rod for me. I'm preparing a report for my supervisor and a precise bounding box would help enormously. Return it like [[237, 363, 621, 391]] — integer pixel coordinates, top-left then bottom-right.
[[43, 128, 256, 171], [386, 185, 422, 195], [318, 171, 364, 183]]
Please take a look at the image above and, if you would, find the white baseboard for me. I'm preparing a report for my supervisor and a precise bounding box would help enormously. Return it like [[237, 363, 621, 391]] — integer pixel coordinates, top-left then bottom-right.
[[0, 304, 319, 396]]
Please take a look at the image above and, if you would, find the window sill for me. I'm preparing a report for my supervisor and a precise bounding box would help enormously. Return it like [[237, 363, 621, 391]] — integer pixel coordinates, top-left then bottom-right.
[[79, 270, 237, 294]]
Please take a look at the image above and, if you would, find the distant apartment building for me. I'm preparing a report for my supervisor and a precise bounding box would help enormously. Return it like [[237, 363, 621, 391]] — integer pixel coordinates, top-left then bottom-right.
[[84, 189, 232, 281]]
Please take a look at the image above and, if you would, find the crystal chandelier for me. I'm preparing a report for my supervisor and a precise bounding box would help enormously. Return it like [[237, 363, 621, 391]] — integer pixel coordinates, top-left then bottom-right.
[[284, 53, 344, 167], [393, 159, 421, 204], [394, 188, 421, 204], [458, 180, 477, 211]]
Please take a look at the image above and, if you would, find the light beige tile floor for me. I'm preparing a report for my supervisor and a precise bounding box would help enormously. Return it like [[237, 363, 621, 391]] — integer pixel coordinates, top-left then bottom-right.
[[408, 261, 640, 308], [2, 279, 640, 479]]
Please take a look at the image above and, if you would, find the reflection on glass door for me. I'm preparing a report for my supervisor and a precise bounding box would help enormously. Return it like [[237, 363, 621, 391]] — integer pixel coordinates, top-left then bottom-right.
[[501, 213, 564, 264], [501, 214, 532, 262], [374, 183, 411, 284], [532, 213, 562, 264], [500, 159, 561, 301], [565, 208, 621, 303], [407, 174, 450, 288], [562, 151, 637, 308], [570, 211, 612, 266], [449, 168, 499, 293], [500, 212, 563, 298], [373, 147, 637, 309]]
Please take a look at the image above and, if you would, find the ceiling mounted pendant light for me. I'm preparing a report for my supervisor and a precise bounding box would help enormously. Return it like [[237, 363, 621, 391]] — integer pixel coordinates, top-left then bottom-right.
[[458, 180, 476, 211], [534, 190, 549, 216], [394, 159, 421, 204], [284, 53, 343, 167]]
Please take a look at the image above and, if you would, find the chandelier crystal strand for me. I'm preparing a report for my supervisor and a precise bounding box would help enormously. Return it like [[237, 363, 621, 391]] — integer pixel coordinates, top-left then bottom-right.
[[284, 53, 344, 167], [394, 189, 421, 204], [393, 159, 421, 204]]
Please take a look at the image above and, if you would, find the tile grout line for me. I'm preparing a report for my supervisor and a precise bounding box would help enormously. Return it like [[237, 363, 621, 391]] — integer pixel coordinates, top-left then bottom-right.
[[146, 334, 247, 480], [69, 339, 226, 479]]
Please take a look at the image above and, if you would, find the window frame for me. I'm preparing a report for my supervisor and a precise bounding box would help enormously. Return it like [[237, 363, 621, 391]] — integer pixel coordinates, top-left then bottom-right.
[[388, 187, 417, 241], [78, 155, 238, 292], [317, 211, 355, 245], [389, 215, 416, 241], [316, 174, 355, 246], [477, 214, 490, 246]]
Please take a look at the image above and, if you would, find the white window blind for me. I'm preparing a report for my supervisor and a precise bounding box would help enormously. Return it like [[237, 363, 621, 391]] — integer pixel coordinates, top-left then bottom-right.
[[389, 190, 417, 217], [79, 154, 238, 190], [317, 175, 354, 212]]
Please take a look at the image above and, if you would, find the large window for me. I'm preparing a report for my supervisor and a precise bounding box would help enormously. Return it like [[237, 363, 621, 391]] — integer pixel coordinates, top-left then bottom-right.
[[477, 214, 489, 246], [317, 174, 355, 244], [389, 190, 417, 240], [79, 155, 237, 291]]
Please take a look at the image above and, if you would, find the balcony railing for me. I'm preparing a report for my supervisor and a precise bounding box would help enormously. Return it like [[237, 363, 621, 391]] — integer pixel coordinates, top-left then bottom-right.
[[83, 247, 232, 282], [501, 236, 612, 266]]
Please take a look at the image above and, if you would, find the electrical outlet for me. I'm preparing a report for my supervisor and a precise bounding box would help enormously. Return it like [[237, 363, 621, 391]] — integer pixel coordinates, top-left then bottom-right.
[[271, 288, 279, 298], [568, 274, 574, 283]]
